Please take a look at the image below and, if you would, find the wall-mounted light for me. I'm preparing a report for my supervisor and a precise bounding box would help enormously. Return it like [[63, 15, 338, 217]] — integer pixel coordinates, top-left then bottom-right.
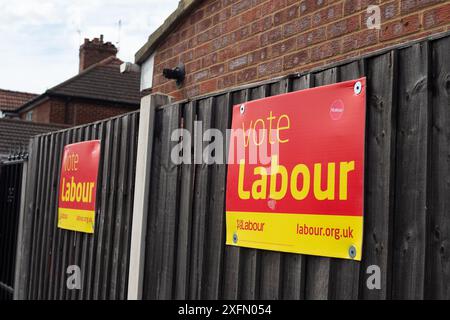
[[163, 63, 185, 88]]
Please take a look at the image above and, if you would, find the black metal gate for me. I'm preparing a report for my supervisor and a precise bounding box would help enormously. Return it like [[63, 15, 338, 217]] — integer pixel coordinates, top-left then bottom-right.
[[0, 155, 26, 300]]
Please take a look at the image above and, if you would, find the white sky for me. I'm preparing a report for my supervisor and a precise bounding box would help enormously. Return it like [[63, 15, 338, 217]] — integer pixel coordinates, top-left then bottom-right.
[[0, 0, 179, 93]]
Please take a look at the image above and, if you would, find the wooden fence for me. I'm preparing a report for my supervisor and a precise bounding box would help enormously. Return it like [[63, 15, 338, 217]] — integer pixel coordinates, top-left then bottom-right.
[[14, 33, 449, 299], [16, 111, 139, 299], [141, 35, 450, 300]]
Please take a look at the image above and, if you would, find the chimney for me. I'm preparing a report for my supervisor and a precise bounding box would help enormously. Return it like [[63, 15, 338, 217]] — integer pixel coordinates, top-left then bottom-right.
[[79, 35, 118, 72]]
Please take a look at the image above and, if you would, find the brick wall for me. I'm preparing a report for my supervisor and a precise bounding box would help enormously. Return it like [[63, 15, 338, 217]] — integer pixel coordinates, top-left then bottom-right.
[[151, 0, 450, 100], [72, 101, 133, 125], [50, 98, 67, 124], [19, 97, 137, 125], [20, 100, 51, 122]]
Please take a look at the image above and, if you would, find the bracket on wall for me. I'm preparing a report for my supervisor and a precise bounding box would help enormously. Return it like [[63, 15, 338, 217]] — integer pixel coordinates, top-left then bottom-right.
[[162, 63, 185, 88]]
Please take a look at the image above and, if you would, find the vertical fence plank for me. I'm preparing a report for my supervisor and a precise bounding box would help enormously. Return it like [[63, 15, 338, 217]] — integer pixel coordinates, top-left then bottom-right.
[[110, 118, 129, 299], [56, 129, 72, 300], [45, 131, 63, 299], [221, 89, 249, 299], [157, 104, 181, 300], [189, 98, 213, 299], [358, 51, 398, 299], [47, 132, 64, 299], [78, 126, 92, 299], [202, 93, 232, 299], [304, 68, 337, 300], [28, 135, 47, 299], [93, 120, 113, 299], [175, 102, 195, 299], [101, 119, 121, 299], [329, 60, 366, 300], [425, 36, 450, 299], [66, 128, 80, 300], [281, 74, 312, 300], [81, 123, 100, 300], [392, 42, 430, 299], [143, 109, 163, 299], [144, 104, 181, 299], [236, 86, 268, 300], [258, 80, 289, 300]]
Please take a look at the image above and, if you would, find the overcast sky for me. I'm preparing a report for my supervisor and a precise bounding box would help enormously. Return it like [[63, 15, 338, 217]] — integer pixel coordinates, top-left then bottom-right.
[[0, 0, 179, 94]]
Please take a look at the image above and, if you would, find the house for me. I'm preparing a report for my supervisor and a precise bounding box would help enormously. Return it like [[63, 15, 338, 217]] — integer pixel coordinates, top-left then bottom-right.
[[0, 89, 38, 118], [13, 35, 141, 126], [135, 0, 450, 101]]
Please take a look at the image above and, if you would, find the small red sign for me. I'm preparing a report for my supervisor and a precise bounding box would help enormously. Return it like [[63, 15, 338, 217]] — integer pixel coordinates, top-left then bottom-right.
[[58, 140, 100, 233]]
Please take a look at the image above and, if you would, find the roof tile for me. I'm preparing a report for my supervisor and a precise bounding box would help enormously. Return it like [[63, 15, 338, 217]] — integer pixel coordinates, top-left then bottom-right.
[[0, 89, 38, 111]]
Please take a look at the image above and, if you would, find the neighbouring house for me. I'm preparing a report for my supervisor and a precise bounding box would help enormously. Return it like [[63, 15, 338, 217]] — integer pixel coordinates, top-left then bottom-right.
[[13, 35, 141, 126], [0, 89, 38, 118], [135, 0, 450, 100], [0, 118, 68, 160]]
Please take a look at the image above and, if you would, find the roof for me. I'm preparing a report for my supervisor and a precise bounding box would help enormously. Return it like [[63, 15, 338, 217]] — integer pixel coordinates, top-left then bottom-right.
[[17, 56, 141, 113], [0, 89, 38, 111], [0, 118, 69, 159], [135, 0, 201, 64]]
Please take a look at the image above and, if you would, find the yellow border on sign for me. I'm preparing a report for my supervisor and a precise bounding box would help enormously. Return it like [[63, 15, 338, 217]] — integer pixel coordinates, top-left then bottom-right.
[[58, 207, 95, 234], [226, 211, 363, 260]]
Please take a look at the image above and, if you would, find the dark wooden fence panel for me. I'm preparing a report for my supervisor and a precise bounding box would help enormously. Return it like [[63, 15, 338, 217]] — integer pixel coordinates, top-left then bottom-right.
[[425, 36, 450, 300], [18, 111, 139, 300], [358, 51, 397, 300], [392, 42, 430, 299], [142, 35, 450, 300]]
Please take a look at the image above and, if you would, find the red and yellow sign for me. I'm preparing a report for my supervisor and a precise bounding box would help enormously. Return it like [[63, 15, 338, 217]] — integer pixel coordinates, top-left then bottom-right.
[[58, 140, 100, 233], [226, 78, 366, 260]]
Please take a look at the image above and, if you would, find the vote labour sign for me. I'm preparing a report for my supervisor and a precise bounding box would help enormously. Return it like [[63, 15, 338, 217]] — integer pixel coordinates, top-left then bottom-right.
[[58, 140, 100, 233], [225, 78, 366, 260]]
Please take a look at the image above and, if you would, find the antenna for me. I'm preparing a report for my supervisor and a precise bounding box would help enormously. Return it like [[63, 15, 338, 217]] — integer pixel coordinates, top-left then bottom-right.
[[116, 19, 122, 52], [77, 28, 82, 45]]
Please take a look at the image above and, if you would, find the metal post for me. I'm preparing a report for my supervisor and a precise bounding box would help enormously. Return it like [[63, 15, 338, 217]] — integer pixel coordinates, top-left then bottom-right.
[[127, 93, 171, 300]]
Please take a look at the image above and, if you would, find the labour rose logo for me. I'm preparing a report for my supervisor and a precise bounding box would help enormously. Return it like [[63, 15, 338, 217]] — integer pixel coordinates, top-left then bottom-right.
[[330, 99, 344, 120]]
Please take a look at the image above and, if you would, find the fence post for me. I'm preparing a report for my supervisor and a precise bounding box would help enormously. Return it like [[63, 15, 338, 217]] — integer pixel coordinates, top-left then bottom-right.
[[127, 93, 172, 300]]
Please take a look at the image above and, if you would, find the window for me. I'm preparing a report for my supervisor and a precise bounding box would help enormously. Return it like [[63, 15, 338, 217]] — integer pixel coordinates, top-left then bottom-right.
[[26, 111, 33, 121], [140, 52, 155, 91]]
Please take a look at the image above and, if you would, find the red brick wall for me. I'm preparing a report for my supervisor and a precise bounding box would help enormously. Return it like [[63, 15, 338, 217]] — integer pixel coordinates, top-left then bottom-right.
[[19, 97, 137, 125], [20, 100, 51, 122], [50, 98, 67, 124], [72, 101, 133, 125], [151, 0, 450, 100]]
